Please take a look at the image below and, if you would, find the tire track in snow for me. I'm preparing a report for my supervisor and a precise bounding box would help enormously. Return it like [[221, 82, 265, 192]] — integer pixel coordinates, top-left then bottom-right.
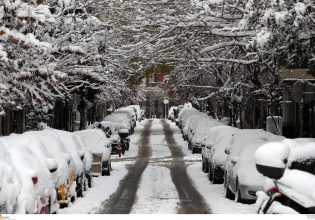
[[161, 119, 212, 214], [96, 120, 153, 214]]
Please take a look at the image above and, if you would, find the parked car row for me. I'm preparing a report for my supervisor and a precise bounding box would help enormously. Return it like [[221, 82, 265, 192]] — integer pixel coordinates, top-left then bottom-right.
[[175, 104, 315, 214], [89, 105, 142, 156], [0, 105, 143, 214]]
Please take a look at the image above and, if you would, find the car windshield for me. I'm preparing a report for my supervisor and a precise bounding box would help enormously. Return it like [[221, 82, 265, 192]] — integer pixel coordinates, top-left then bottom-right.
[[290, 159, 315, 176]]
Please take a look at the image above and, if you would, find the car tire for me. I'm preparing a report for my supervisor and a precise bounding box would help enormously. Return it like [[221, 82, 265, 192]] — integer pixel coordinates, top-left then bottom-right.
[[126, 142, 129, 151], [212, 166, 222, 184], [88, 176, 92, 188], [225, 185, 235, 200], [234, 181, 244, 203], [103, 162, 111, 176], [224, 175, 235, 200], [192, 147, 195, 154], [208, 164, 213, 182], [204, 159, 209, 173], [202, 157, 205, 172]]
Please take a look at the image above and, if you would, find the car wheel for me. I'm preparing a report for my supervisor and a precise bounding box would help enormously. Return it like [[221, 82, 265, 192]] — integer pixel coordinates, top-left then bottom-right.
[[71, 196, 75, 203], [212, 166, 222, 184], [208, 164, 213, 182], [224, 176, 235, 200], [204, 159, 209, 173], [102, 161, 111, 176], [126, 142, 129, 151], [88, 176, 92, 188], [202, 157, 205, 172]]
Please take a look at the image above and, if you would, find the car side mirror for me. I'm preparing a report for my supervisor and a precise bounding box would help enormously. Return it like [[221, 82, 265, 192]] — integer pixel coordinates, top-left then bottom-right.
[[255, 142, 290, 180]]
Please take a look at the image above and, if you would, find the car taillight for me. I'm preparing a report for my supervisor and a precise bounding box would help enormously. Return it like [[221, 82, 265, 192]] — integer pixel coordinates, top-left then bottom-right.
[[32, 177, 38, 185], [267, 186, 278, 195]]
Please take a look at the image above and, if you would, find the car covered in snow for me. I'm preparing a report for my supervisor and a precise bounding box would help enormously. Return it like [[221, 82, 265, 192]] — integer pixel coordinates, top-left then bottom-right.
[[104, 112, 133, 134], [115, 107, 137, 132], [42, 129, 87, 199], [128, 105, 142, 122], [0, 146, 21, 214], [0, 135, 57, 213], [224, 129, 284, 203], [75, 129, 112, 177], [201, 125, 239, 184], [178, 106, 199, 130], [182, 112, 204, 142], [88, 121, 128, 138], [25, 130, 76, 208], [190, 117, 222, 154]]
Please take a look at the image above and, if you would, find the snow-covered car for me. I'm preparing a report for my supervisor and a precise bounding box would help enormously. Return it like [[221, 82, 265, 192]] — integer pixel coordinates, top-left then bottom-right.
[[168, 106, 178, 121], [128, 105, 142, 122], [178, 107, 199, 130], [190, 117, 222, 154], [224, 129, 284, 203], [104, 112, 133, 134], [115, 107, 137, 131], [10, 133, 59, 213], [75, 129, 112, 176], [88, 121, 128, 138], [43, 129, 86, 199], [0, 135, 56, 214], [182, 112, 201, 141], [0, 146, 21, 214], [25, 130, 75, 208], [201, 125, 239, 184]]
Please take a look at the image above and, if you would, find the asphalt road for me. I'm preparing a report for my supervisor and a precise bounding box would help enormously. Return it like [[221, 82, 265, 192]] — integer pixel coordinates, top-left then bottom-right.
[[98, 119, 211, 214]]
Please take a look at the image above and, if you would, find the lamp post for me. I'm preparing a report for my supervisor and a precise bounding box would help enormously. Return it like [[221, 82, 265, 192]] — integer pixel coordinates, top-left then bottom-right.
[[163, 98, 169, 119]]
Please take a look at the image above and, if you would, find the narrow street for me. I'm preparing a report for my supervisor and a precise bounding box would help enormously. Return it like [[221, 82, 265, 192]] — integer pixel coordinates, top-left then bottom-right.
[[98, 119, 210, 214]]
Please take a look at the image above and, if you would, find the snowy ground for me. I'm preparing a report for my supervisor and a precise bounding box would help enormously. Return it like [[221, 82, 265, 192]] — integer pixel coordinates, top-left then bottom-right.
[[59, 119, 254, 214]]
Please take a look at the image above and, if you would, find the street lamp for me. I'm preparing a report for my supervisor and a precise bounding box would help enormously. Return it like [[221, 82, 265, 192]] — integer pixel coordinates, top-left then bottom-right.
[[163, 98, 169, 119]]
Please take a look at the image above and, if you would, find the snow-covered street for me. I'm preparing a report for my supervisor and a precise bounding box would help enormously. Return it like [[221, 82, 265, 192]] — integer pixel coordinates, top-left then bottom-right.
[[59, 119, 255, 214]]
